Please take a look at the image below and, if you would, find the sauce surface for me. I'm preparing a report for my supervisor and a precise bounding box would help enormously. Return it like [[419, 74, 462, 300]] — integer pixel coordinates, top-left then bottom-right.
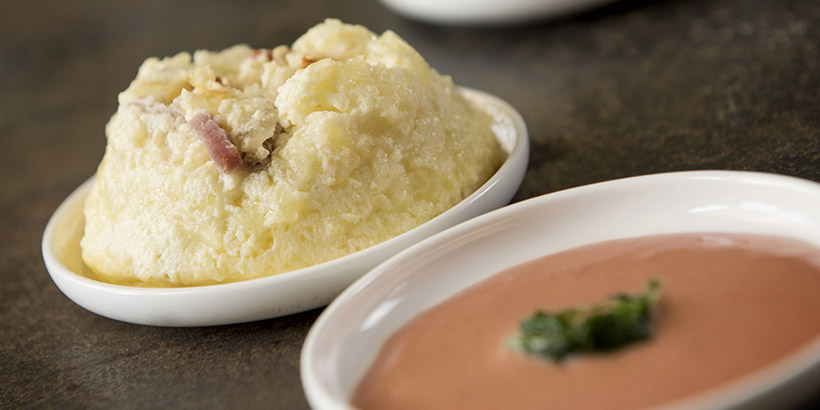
[[352, 234, 820, 410]]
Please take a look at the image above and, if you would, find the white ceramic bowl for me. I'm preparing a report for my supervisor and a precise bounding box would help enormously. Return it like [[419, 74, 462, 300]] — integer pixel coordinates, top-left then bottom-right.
[[379, 0, 615, 25], [302, 170, 820, 410], [41, 87, 529, 327]]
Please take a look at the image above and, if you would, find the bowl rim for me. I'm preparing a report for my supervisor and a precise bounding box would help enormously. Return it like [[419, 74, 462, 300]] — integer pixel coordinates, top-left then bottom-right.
[[379, 0, 616, 25], [40, 86, 529, 325], [301, 169, 820, 410]]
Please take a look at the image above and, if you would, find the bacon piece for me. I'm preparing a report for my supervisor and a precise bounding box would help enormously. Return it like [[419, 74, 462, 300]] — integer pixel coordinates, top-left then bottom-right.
[[250, 49, 274, 61], [188, 112, 242, 174]]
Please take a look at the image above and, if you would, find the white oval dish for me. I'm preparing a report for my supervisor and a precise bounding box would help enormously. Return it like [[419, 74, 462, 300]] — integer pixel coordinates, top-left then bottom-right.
[[41, 87, 529, 327], [302, 170, 820, 410], [379, 0, 615, 25]]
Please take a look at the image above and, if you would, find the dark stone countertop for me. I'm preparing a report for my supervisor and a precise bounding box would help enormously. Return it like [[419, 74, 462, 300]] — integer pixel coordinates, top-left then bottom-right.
[[2, 0, 819, 408]]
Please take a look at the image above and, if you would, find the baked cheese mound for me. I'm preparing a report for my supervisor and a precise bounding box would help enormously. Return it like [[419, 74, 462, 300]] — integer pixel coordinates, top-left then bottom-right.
[[80, 19, 503, 286]]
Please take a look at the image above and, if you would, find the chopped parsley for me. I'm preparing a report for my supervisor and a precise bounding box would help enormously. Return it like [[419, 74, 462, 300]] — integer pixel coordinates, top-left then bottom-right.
[[509, 279, 661, 361]]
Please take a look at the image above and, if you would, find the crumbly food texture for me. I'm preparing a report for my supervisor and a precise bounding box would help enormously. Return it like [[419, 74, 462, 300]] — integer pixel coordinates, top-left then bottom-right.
[[80, 19, 503, 286]]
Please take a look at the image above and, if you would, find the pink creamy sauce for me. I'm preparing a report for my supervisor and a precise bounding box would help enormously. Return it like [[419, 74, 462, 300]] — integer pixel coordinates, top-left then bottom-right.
[[352, 233, 820, 410]]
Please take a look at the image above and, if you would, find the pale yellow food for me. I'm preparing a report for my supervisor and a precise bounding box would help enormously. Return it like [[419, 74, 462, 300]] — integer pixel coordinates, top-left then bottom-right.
[[80, 19, 503, 286]]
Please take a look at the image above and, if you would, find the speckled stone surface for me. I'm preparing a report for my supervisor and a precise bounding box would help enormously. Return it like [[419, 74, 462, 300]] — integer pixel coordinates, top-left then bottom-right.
[[1, 0, 819, 408]]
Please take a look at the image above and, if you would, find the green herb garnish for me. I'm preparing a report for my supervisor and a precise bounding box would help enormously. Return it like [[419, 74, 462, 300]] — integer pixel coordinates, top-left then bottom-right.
[[509, 279, 661, 361]]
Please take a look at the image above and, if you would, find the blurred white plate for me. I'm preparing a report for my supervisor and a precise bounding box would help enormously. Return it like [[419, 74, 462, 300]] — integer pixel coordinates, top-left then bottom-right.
[[380, 0, 616, 24], [41, 87, 529, 327], [302, 170, 820, 410]]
